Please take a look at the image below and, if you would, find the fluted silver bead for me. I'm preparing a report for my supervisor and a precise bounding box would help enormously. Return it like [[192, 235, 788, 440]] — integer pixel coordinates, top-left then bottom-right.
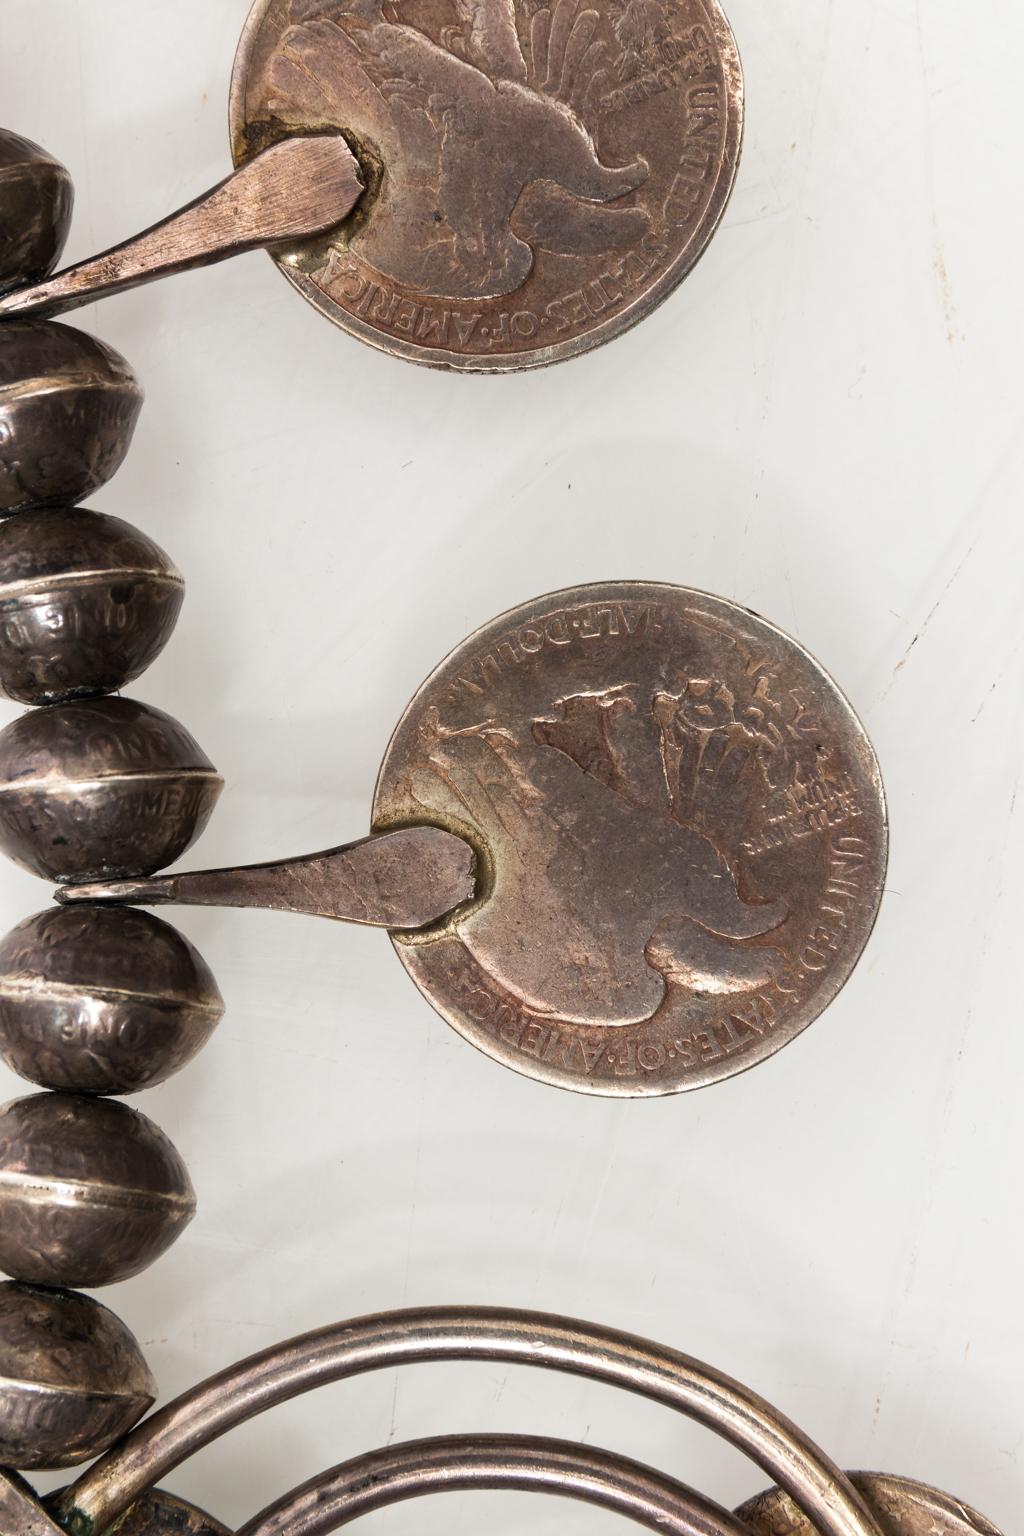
[[0, 505, 184, 704], [0, 905, 223, 1095], [0, 1092, 196, 1289], [0, 1280, 155, 1469], [0, 130, 73, 293], [0, 694, 223, 881], [0, 320, 143, 514]]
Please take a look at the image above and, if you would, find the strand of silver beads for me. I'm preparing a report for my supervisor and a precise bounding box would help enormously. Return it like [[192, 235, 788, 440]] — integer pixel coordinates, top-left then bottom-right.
[[0, 129, 227, 1473]]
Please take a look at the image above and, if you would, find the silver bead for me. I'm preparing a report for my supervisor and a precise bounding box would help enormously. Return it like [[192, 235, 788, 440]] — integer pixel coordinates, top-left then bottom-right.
[[0, 130, 73, 293], [0, 505, 184, 704], [0, 1280, 155, 1470], [0, 694, 223, 881], [0, 905, 223, 1095], [0, 1092, 196, 1289], [0, 320, 143, 514]]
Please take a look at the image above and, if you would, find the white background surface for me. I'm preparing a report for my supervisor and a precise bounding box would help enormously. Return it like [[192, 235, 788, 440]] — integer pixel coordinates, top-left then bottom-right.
[[1, 1, 1021, 1528]]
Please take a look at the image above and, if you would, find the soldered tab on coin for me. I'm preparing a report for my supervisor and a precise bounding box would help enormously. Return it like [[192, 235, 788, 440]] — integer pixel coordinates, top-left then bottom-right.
[[231, 0, 742, 369], [374, 582, 887, 1096]]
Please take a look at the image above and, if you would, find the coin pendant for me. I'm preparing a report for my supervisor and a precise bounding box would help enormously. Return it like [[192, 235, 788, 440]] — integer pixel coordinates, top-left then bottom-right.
[[374, 583, 887, 1096], [231, 0, 742, 369]]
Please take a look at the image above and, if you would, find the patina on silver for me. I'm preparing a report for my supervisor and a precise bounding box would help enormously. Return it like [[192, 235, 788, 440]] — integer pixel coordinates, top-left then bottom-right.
[[0, 1092, 195, 1289], [374, 581, 887, 1095], [0, 135, 362, 322], [0, 1, 743, 371], [86, 1489, 230, 1536], [230, 0, 744, 369], [0, 1307, 994, 1534], [239, 1434, 749, 1536], [0, 321, 142, 514], [0, 506, 184, 705], [0, 905, 223, 1095], [52, 1305, 886, 1536], [737, 1472, 1004, 1536], [58, 824, 476, 929], [0, 1280, 154, 1471], [55, 583, 886, 1098], [0, 129, 73, 292], [0, 1472, 65, 1536], [0, 695, 223, 882]]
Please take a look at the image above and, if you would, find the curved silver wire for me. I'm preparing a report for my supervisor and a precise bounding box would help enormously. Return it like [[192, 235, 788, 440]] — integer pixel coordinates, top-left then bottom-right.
[[236, 1434, 753, 1536], [56, 1307, 883, 1536]]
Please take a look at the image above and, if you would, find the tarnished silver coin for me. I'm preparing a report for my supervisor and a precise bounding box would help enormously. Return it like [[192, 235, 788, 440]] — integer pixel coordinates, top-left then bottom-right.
[[373, 582, 886, 1096], [230, 0, 742, 369], [737, 1472, 1004, 1536]]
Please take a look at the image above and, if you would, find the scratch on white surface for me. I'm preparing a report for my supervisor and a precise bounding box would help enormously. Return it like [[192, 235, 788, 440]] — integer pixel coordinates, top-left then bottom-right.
[[725, 204, 791, 231], [996, 1431, 1022, 1464], [915, 0, 960, 347], [971, 678, 999, 724], [934, 245, 960, 346], [883, 538, 977, 695], [776, 512, 799, 637], [386, 1374, 401, 1445], [883, 421, 1022, 701]]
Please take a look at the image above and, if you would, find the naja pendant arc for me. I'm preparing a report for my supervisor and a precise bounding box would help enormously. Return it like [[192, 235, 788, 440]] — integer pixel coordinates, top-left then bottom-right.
[[230, 0, 743, 369]]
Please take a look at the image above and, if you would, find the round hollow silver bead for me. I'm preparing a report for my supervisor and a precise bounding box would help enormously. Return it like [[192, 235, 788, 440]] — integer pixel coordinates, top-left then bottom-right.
[[0, 320, 143, 514], [0, 1092, 196, 1289], [0, 694, 223, 881], [0, 1280, 155, 1470], [0, 129, 73, 293], [0, 505, 184, 704], [0, 905, 224, 1095]]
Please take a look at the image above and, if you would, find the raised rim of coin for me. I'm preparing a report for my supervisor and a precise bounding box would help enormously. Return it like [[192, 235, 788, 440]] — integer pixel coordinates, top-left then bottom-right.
[[229, 0, 743, 371], [373, 581, 887, 1097]]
